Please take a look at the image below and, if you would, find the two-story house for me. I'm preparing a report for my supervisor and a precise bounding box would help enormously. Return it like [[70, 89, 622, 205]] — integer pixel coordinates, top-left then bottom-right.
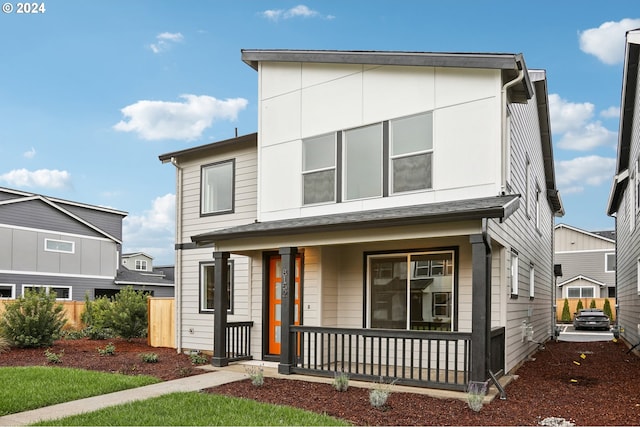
[[160, 49, 563, 390], [0, 187, 174, 301], [607, 28, 640, 347], [554, 224, 616, 299]]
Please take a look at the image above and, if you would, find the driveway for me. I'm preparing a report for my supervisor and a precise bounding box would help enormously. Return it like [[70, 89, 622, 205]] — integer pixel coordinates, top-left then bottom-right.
[[556, 324, 614, 342]]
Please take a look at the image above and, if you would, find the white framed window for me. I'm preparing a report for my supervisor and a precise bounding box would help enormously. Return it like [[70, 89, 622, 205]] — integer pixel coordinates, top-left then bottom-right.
[[23, 285, 71, 300], [605, 253, 616, 272], [0, 284, 15, 299], [368, 250, 455, 331], [390, 112, 433, 194], [344, 123, 383, 200], [135, 260, 148, 271], [529, 263, 535, 298], [200, 261, 234, 313], [302, 133, 336, 205], [567, 286, 594, 298], [44, 238, 74, 254], [201, 159, 234, 215], [510, 249, 519, 297]]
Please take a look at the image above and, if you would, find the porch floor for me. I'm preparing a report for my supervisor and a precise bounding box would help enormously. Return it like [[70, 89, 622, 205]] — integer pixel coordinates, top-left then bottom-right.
[[205, 360, 515, 403]]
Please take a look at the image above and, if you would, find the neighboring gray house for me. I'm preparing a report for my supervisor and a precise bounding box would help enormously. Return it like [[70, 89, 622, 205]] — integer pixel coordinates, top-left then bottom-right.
[[161, 49, 564, 391], [114, 252, 174, 298], [554, 224, 616, 299], [608, 28, 640, 347], [0, 187, 173, 300]]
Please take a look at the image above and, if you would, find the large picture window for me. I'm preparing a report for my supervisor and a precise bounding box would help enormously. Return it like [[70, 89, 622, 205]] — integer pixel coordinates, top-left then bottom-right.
[[23, 285, 71, 300], [302, 133, 336, 204], [201, 160, 234, 215], [567, 287, 594, 298], [368, 250, 455, 331], [200, 261, 233, 313]]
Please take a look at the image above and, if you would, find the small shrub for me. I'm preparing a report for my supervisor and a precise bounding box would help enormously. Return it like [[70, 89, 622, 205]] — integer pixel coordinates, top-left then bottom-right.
[[97, 342, 116, 356], [561, 298, 571, 322], [85, 326, 114, 340], [61, 329, 87, 340], [44, 348, 64, 364], [140, 352, 159, 363], [576, 299, 584, 312], [81, 294, 113, 335], [189, 352, 209, 365], [0, 288, 67, 348], [246, 365, 264, 387], [332, 371, 350, 392], [109, 287, 148, 339], [369, 377, 396, 409], [589, 299, 597, 309], [603, 299, 613, 320], [466, 381, 487, 412]]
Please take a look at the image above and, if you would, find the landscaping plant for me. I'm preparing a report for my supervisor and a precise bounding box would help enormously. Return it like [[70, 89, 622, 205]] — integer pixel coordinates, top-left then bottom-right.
[[561, 298, 571, 323], [97, 342, 116, 356], [466, 381, 487, 412], [140, 352, 159, 363], [0, 288, 67, 348], [603, 298, 613, 320], [188, 351, 209, 365], [109, 287, 148, 339], [589, 299, 597, 309], [576, 299, 584, 312], [369, 377, 396, 409], [332, 371, 350, 391], [44, 348, 64, 364], [245, 365, 264, 387]]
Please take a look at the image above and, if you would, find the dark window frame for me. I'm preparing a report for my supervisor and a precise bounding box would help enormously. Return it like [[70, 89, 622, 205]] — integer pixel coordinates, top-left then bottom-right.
[[200, 159, 235, 217]]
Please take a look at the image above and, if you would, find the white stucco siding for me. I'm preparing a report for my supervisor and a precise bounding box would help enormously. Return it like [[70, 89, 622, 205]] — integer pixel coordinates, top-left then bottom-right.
[[257, 62, 503, 222]]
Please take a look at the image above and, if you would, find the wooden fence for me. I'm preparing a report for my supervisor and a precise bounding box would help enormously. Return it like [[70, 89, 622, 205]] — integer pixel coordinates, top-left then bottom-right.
[[0, 297, 176, 348], [556, 298, 615, 322]]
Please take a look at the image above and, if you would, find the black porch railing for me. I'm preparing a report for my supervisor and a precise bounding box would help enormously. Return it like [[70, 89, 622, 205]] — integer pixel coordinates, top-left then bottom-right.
[[490, 327, 505, 376], [290, 325, 482, 391], [226, 321, 253, 362]]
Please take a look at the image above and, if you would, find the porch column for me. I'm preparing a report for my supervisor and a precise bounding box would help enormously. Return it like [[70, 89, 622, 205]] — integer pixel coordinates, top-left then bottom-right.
[[211, 251, 230, 367], [278, 246, 298, 374], [470, 232, 492, 382]]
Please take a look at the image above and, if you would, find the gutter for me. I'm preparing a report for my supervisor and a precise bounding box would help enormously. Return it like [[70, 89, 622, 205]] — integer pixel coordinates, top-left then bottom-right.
[[170, 157, 183, 353], [500, 63, 525, 194]]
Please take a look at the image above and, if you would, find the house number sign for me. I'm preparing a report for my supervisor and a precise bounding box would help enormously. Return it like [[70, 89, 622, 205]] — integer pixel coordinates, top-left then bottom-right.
[[281, 267, 289, 298]]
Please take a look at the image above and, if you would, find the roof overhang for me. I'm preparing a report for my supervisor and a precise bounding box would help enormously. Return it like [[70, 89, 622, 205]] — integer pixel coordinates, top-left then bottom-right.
[[192, 195, 519, 248], [159, 132, 257, 163], [241, 49, 533, 103]]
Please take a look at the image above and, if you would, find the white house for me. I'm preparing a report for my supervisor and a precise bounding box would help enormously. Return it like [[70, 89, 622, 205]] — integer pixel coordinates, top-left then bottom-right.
[[160, 49, 563, 390]]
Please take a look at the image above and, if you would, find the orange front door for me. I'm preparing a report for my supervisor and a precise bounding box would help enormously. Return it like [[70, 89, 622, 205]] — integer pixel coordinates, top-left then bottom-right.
[[268, 255, 301, 355]]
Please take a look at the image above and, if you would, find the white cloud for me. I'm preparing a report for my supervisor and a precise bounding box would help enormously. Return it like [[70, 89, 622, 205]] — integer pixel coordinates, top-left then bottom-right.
[[579, 18, 640, 65], [600, 106, 620, 119], [113, 94, 248, 141], [548, 94, 594, 134], [123, 194, 175, 265], [548, 93, 617, 151], [149, 32, 184, 54], [0, 168, 71, 189], [556, 122, 617, 151], [23, 147, 36, 159], [555, 156, 616, 194], [261, 4, 334, 21]]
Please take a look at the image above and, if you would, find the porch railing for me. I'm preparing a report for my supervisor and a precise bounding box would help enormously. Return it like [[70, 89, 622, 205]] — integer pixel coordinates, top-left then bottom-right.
[[490, 327, 505, 376], [226, 321, 253, 362], [290, 325, 474, 391]]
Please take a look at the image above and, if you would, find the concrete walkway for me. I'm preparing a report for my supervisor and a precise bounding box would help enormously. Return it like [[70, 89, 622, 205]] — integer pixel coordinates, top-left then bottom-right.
[[0, 361, 510, 425]]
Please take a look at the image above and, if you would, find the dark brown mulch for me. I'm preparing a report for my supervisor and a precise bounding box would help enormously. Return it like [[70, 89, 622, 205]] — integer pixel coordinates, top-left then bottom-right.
[[2, 337, 640, 425], [207, 339, 640, 426]]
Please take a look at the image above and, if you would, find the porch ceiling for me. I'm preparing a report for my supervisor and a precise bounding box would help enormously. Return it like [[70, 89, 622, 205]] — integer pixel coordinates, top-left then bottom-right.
[[192, 194, 519, 248]]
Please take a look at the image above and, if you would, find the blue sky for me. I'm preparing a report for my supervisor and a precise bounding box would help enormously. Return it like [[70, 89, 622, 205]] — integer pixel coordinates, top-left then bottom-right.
[[0, 1, 637, 265]]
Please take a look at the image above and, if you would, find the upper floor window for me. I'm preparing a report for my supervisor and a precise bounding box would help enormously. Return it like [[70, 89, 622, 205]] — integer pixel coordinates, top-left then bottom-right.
[[302, 111, 433, 205], [390, 112, 433, 193], [605, 253, 616, 272], [45, 238, 74, 254], [302, 134, 336, 204], [201, 160, 234, 216], [135, 260, 148, 271]]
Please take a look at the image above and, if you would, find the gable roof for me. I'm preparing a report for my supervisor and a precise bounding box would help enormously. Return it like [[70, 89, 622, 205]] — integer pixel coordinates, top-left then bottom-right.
[[0, 187, 126, 244], [192, 194, 519, 246], [115, 266, 174, 287], [608, 29, 640, 216], [554, 224, 616, 244], [241, 49, 534, 103], [557, 275, 607, 288]]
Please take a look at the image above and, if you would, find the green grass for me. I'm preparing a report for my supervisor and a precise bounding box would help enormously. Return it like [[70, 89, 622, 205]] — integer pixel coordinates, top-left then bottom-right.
[[33, 392, 350, 426], [0, 366, 160, 416]]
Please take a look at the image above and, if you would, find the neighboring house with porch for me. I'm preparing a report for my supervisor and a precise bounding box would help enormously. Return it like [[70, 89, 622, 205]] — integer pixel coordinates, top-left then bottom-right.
[[0, 187, 174, 301], [160, 49, 564, 390], [554, 224, 616, 299], [607, 29, 640, 347]]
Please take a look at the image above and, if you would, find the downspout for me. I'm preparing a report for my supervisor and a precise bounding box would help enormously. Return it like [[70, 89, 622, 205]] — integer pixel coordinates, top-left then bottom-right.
[[170, 157, 183, 353], [501, 64, 525, 194]]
